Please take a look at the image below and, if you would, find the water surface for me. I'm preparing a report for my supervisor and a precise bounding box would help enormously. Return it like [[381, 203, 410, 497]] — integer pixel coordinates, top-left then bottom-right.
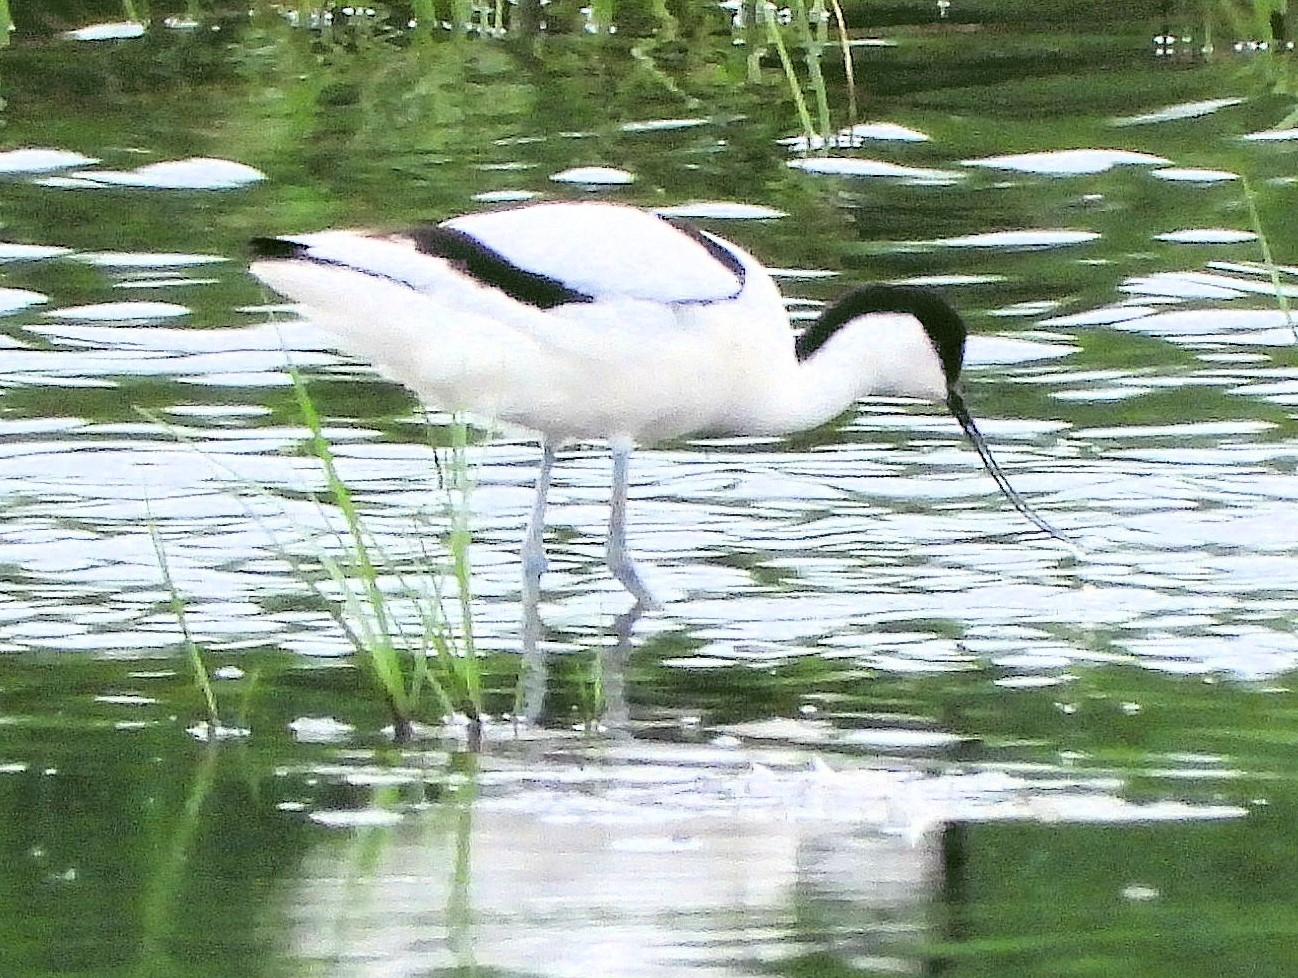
[[2, 4, 1297, 976]]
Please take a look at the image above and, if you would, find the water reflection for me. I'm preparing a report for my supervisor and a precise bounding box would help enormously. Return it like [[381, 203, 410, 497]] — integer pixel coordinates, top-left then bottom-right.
[[787, 156, 963, 184], [960, 149, 1170, 175], [0, 672, 1262, 978], [2, 7, 1298, 974], [292, 773, 943, 976], [44, 157, 266, 191], [0, 148, 99, 173], [1110, 97, 1246, 126]]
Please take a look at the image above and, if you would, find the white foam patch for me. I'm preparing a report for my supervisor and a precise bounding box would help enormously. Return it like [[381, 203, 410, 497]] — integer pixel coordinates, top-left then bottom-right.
[[653, 202, 787, 220], [1118, 271, 1298, 300], [0, 243, 73, 262], [471, 189, 541, 203], [1152, 167, 1239, 183], [1038, 304, 1160, 327], [1242, 127, 1298, 141], [0, 288, 49, 314], [310, 809, 405, 828], [780, 121, 931, 151], [42, 301, 190, 321], [1155, 228, 1257, 244], [62, 21, 145, 40], [965, 335, 1080, 364], [75, 251, 226, 268], [1111, 97, 1246, 126], [620, 118, 710, 132], [1105, 307, 1293, 337]]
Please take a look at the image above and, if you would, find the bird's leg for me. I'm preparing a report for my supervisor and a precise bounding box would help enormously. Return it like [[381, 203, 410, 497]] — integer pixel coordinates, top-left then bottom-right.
[[520, 441, 556, 670], [521, 440, 557, 601], [606, 441, 661, 611]]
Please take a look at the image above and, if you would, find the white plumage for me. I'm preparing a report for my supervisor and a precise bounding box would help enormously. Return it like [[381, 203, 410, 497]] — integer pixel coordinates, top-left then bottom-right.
[[250, 200, 1064, 607]]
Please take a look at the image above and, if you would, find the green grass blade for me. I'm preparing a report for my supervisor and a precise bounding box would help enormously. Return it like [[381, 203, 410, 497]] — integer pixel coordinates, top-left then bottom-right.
[[793, 0, 832, 139], [140, 354, 479, 740], [764, 5, 818, 145], [827, 0, 857, 123], [1242, 175, 1298, 342], [147, 520, 220, 726]]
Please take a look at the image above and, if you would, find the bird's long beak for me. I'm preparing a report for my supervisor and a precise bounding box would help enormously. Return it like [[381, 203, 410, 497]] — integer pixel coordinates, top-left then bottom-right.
[[946, 386, 1071, 545]]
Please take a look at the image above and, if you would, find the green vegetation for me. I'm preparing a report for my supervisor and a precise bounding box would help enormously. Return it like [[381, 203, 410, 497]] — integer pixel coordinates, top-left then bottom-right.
[[148, 518, 221, 728], [1210, 0, 1298, 98], [291, 369, 481, 744], [1242, 174, 1298, 341], [139, 371, 483, 743], [762, 0, 828, 144]]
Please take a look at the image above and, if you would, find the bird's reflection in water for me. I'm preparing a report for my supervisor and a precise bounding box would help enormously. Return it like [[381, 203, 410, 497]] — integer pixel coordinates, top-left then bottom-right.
[[519, 590, 646, 731]]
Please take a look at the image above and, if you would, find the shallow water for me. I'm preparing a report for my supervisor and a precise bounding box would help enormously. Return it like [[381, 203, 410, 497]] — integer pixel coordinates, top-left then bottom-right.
[[2, 3, 1298, 976]]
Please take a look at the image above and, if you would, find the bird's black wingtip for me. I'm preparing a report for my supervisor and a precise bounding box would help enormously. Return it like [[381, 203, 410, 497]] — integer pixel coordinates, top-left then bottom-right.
[[249, 236, 305, 259]]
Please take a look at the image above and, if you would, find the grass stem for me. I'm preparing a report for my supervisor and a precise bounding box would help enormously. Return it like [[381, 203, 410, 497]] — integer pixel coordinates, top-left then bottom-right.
[[147, 520, 220, 727], [827, 0, 857, 123], [793, 0, 832, 140], [1242, 175, 1298, 342], [764, 3, 818, 145]]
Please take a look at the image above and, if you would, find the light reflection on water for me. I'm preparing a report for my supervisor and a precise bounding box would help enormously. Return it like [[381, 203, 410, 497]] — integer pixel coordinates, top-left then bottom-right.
[[3, 14, 1298, 976], [2, 233, 1297, 677], [287, 746, 1244, 978], [1, 351, 1295, 678]]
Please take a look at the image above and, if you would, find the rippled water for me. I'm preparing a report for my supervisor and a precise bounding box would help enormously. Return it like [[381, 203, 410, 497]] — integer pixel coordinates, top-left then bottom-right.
[[5, 181, 1296, 674], [3, 5, 1298, 977]]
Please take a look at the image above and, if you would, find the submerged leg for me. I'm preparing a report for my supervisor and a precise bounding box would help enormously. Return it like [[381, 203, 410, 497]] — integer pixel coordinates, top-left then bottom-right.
[[606, 440, 660, 610], [521, 440, 557, 599]]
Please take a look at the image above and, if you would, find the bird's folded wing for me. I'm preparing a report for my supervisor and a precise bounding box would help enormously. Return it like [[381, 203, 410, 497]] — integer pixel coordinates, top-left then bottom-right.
[[441, 202, 746, 305]]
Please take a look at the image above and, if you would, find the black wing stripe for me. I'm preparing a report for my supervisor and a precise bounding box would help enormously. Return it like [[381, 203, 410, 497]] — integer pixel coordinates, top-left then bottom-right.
[[249, 236, 442, 298], [250, 231, 595, 310], [661, 216, 747, 295], [412, 225, 594, 309]]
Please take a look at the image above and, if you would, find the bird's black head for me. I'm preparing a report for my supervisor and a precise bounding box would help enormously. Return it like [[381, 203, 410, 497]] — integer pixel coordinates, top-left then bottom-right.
[[795, 283, 966, 388], [799, 283, 1071, 545]]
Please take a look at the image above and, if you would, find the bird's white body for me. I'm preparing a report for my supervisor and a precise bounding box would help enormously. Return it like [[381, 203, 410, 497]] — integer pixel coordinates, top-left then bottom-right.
[[250, 202, 948, 444], [250, 200, 1063, 608]]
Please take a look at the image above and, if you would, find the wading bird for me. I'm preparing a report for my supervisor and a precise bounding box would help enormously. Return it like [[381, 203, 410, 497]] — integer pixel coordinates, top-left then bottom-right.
[[250, 200, 1066, 609]]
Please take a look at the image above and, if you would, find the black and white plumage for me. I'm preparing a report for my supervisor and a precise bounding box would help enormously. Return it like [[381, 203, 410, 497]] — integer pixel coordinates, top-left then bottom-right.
[[250, 200, 1065, 608]]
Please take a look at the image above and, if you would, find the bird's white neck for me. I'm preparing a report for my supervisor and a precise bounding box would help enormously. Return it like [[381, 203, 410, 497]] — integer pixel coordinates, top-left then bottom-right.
[[747, 311, 949, 434]]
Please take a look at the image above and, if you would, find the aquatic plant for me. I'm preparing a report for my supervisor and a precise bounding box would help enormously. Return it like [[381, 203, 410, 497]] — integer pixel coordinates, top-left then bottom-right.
[[1242, 174, 1298, 342], [121, 0, 147, 24], [291, 369, 482, 743], [746, 0, 859, 149], [249, 0, 855, 140], [762, 0, 822, 144], [140, 369, 482, 743], [148, 517, 221, 727]]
